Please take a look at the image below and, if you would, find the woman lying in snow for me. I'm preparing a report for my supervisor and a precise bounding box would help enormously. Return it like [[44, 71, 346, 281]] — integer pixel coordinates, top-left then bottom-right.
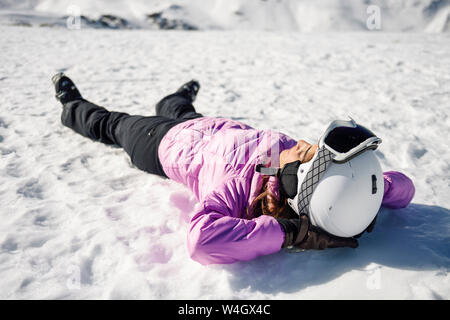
[[52, 73, 415, 265]]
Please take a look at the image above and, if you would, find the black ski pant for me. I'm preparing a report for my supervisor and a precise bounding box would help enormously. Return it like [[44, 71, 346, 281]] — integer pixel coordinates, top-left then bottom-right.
[[61, 92, 203, 178]]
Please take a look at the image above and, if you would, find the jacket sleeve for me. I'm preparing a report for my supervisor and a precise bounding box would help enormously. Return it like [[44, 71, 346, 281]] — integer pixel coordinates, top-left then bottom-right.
[[382, 171, 415, 209], [187, 178, 285, 265]]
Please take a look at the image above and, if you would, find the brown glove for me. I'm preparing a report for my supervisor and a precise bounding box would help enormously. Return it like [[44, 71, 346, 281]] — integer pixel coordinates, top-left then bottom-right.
[[277, 214, 358, 250]]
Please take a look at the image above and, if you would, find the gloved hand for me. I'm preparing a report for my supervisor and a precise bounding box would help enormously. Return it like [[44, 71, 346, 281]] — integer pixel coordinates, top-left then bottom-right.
[[277, 215, 359, 250]]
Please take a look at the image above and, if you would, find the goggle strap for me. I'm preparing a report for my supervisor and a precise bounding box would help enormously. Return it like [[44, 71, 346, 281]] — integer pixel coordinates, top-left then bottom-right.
[[297, 147, 333, 215]]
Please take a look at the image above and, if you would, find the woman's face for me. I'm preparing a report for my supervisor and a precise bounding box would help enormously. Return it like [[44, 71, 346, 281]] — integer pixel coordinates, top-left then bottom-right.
[[279, 140, 318, 168]]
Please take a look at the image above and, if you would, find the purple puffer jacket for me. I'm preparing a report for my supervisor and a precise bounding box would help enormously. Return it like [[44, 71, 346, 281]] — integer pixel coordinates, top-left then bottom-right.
[[158, 117, 415, 265]]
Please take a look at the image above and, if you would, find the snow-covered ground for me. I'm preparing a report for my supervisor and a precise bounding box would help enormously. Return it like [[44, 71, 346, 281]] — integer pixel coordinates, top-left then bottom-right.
[[0, 23, 449, 299]]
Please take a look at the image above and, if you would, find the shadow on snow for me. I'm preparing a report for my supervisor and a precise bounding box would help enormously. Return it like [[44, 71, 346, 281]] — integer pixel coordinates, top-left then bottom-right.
[[223, 203, 450, 294]]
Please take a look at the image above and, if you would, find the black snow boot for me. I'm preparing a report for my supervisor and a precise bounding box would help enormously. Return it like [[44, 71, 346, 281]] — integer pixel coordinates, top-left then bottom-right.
[[52, 72, 83, 104], [176, 79, 200, 102]]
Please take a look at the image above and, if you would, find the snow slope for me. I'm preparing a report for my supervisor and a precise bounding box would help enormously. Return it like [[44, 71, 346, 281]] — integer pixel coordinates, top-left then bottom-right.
[[0, 0, 449, 32], [0, 25, 449, 299]]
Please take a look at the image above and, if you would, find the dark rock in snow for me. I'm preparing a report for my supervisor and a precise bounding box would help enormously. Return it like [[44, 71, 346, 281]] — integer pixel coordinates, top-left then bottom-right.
[[145, 7, 198, 31], [53, 14, 135, 29], [97, 15, 131, 29]]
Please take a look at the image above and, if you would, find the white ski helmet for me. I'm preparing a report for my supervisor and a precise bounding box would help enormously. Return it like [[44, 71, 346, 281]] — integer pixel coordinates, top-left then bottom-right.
[[287, 148, 384, 237], [257, 118, 384, 237]]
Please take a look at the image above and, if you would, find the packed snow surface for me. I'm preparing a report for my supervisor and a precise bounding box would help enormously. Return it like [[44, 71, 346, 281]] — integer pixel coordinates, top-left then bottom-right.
[[0, 25, 449, 299]]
